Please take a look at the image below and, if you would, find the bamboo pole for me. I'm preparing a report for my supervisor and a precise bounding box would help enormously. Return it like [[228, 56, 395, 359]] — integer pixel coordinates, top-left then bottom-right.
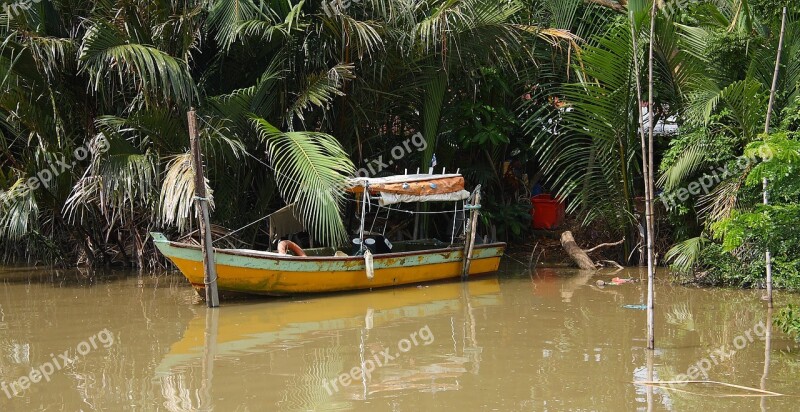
[[188, 109, 220, 308], [462, 185, 481, 279], [630, 10, 652, 267], [761, 308, 773, 411], [762, 7, 787, 309], [644, 0, 657, 351]]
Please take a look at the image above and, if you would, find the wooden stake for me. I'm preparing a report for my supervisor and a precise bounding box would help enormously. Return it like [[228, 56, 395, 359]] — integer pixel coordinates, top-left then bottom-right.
[[462, 185, 481, 279], [200, 306, 219, 408], [762, 7, 787, 309], [188, 109, 220, 308]]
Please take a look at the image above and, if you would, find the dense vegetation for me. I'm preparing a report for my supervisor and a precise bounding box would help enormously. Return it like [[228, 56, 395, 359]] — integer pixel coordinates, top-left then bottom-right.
[[0, 0, 798, 325], [0, 0, 584, 267]]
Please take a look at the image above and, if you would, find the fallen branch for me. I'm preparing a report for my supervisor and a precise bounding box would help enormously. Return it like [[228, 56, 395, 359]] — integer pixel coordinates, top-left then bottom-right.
[[561, 231, 627, 270], [560, 231, 597, 270], [585, 237, 625, 253]]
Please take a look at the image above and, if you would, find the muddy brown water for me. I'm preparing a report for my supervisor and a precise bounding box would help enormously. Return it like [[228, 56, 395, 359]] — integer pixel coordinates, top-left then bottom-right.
[[0, 264, 798, 411]]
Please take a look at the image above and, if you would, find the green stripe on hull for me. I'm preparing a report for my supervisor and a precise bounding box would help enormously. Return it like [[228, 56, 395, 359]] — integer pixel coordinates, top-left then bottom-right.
[[151, 232, 505, 272]]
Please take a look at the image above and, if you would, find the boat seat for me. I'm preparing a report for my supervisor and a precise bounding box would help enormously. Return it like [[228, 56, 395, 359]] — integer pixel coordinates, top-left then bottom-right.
[[351, 234, 392, 255]]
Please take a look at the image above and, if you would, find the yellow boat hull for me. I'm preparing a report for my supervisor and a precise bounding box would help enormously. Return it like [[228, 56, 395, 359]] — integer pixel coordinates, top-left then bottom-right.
[[151, 233, 505, 295]]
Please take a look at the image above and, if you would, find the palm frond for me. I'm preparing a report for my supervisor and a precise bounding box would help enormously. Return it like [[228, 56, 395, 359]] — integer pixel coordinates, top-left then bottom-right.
[[658, 144, 713, 190], [159, 153, 214, 233], [0, 178, 39, 240], [207, 0, 261, 48], [78, 20, 197, 108], [698, 177, 742, 224], [287, 64, 355, 127], [665, 236, 706, 273], [252, 117, 355, 245]]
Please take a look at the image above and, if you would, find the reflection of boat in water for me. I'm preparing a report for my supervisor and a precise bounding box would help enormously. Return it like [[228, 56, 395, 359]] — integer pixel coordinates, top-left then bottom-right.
[[157, 278, 502, 410], [152, 174, 505, 297]]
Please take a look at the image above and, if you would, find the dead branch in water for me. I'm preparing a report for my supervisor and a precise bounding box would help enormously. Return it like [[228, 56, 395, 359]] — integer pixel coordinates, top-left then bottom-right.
[[585, 237, 625, 253]]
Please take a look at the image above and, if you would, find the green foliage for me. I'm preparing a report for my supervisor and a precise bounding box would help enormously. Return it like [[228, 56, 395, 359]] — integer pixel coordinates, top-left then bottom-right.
[[660, 0, 800, 286], [690, 242, 767, 288], [781, 96, 800, 131], [743, 133, 800, 198], [706, 30, 756, 82], [456, 102, 514, 148], [775, 304, 800, 342], [749, 0, 800, 22], [698, 134, 800, 291], [665, 236, 706, 274], [481, 199, 532, 241], [251, 117, 355, 246], [0, 0, 584, 265]]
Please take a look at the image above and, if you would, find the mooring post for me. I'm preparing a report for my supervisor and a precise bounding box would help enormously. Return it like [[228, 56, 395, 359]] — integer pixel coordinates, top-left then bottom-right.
[[188, 109, 220, 308], [462, 185, 481, 280]]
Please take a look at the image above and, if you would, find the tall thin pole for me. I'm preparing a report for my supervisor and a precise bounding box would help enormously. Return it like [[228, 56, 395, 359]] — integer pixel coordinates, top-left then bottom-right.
[[645, 0, 657, 351], [760, 308, 773, 411], [762, 7, 787, 309], [188, 109, 220, 308], [631, 8, 651, 272]]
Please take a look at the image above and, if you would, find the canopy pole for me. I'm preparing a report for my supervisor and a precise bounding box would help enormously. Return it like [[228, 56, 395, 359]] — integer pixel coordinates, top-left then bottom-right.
[[462, 185, 481, 280], [450, 200, 458, 246], [359, 182, 368, 252], [188, 109, 219, 308]]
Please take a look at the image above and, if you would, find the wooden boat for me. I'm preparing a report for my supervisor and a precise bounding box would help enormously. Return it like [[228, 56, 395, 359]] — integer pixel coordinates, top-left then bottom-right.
[[152, 173, 505, 296]]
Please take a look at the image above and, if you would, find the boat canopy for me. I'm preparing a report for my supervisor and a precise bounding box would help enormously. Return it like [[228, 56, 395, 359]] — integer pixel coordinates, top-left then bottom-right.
[[347, 174, 471, 206]]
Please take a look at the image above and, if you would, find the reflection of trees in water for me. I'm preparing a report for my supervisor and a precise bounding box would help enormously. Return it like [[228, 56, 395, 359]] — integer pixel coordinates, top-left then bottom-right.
[[650, 289, 800, 411], [665, 303, 695, 332], [0, 272, 194, 410]]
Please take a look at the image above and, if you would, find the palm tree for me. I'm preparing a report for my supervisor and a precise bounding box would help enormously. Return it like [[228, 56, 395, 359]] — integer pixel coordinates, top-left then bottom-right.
[[661, 0, 800, 272]]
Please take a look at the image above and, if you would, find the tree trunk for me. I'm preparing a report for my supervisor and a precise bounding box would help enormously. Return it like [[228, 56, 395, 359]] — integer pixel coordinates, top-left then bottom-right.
[[560, 231, 596, 270]]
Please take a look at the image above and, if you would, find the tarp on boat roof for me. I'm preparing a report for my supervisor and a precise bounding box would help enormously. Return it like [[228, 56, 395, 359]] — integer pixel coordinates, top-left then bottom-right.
[[377, 190, 471, 206], [348, 174, 466, 199]]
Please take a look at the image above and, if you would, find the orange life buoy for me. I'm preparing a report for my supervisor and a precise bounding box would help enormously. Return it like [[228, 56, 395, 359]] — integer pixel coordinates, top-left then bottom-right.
[[277, 240, 306, 256]]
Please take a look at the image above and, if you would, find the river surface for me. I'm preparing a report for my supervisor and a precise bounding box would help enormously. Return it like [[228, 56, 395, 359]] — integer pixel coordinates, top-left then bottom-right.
[[0, 263, 798, 411]]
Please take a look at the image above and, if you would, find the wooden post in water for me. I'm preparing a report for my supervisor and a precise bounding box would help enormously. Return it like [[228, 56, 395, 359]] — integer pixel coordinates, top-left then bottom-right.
[[188, 109, 220, 308], [462, 185, 481, 280], [762, 7, 787, 309], [200, 306, 219, 409]]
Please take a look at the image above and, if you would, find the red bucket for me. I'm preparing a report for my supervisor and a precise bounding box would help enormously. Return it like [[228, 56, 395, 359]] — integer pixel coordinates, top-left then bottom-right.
[[530, 194, 565, 230]]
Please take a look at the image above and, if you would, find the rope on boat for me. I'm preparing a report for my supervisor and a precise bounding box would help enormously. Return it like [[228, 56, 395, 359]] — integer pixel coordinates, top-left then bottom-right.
[[212, 214, 271, 245]]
